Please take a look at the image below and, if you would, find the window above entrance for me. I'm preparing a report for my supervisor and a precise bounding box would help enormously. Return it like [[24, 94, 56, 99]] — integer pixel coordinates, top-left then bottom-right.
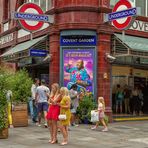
[[27, 0, 53, 12]]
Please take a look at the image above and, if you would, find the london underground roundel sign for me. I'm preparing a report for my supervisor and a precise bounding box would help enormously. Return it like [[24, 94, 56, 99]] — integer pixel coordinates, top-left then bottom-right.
[[108, 0, 137, 30], [15, 3, 49, 32]]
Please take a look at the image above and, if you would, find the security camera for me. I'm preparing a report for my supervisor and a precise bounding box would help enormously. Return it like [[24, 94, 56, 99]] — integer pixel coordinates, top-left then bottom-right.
[[106, 54, 116, 60], [105, 53, 116, 63]]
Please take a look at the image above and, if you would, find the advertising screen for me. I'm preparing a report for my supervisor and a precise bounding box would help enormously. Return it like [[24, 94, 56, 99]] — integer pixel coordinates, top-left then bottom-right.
[[63, 49, 94, 93]]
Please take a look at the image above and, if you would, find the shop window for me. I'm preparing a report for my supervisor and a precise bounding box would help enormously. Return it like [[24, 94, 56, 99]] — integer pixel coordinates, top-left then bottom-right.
[[3, 22, 9, 32], [110, 0, 118, 8], [27, 0, 52, 11], [136, 0, 146, 16]]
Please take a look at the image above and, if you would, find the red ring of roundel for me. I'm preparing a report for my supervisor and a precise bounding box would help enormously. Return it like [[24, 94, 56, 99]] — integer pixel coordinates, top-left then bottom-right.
[[19, 3, 44, 31], [112, 0, 132, 30]]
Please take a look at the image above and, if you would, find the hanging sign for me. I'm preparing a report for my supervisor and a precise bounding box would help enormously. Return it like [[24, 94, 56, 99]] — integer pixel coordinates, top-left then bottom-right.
[[12, 3, 54, 32], [107, 0, 138, 30]]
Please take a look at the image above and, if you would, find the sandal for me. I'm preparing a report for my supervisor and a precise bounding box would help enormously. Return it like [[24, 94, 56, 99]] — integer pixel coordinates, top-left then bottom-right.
[[48, 140, 52, 143], [60, 142, 68, 146], [51, 139, 58, 144]]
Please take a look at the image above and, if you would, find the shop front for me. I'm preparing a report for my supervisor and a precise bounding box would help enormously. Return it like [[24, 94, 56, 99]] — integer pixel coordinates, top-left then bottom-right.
[[1, 35, 50, 84], [111, 33, 148, 115]]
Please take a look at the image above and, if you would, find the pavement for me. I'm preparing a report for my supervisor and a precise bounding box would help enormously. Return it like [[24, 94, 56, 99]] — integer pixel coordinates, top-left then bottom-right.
[[1, 120, 148, 148]]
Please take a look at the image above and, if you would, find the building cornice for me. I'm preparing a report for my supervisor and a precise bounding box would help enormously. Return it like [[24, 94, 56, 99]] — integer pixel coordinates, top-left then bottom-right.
[[46, 6, 112, 15]]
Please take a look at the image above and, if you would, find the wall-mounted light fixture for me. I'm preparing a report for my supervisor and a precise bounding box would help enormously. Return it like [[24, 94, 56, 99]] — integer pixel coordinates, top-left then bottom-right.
[[43, 54, 52, 62]]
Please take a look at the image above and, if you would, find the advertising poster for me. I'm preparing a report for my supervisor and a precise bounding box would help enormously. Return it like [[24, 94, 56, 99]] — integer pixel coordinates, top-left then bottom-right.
[[63, 49, 94, 93]]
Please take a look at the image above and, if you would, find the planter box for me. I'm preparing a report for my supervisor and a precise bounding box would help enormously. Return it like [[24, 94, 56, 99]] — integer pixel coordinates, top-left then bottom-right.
[[0, 128, 8, 139], [12, 104, 28, 127]]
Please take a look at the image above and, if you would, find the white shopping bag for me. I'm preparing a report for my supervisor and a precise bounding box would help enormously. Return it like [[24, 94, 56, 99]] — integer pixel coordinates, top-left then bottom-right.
[[91, 110, 99, 122]]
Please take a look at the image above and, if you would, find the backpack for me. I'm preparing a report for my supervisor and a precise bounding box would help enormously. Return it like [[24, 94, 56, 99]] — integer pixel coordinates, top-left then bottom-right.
[[117, 92, 124, 100]]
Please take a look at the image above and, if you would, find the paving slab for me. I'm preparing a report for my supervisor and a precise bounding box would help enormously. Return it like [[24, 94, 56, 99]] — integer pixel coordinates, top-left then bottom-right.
[[0, 121, 148, 148]]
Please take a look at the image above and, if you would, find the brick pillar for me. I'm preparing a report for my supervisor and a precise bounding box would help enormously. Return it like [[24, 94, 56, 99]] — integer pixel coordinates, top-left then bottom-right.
[[97, 31, 113, 122], [49, 33, 60, 86]]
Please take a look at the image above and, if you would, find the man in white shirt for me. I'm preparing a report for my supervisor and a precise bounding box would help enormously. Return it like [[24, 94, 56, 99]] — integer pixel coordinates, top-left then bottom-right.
[[29, 78, 39, 123], [35, 79, 50, 127]]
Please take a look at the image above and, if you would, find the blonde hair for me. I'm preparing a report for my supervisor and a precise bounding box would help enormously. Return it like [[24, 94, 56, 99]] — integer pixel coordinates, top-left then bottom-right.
[[98, 96, 105, 111], [50, 83, 60, 97], [60, 87, 69, 97]]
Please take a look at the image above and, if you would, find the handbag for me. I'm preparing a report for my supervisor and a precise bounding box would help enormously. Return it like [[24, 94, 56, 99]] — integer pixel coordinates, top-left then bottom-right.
[[58, 114, 67, 120], [91, 110, 99, 122]]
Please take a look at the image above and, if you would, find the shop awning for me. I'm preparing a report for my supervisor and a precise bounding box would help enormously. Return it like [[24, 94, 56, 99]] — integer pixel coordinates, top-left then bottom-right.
[[1, 35, 48, 62], [112, 34, 148, 58]]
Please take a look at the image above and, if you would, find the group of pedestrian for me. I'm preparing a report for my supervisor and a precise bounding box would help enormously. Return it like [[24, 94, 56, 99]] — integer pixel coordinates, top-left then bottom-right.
[[29, 79, 109, 145], [114, 84, 144, 115], [29, 78, 49, 127], [29, 80, 72, 145], [47, 83, 72, 145]]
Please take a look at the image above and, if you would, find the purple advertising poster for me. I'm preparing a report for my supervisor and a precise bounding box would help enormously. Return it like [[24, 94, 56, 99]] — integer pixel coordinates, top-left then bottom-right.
[[63, 49, 94, 93]]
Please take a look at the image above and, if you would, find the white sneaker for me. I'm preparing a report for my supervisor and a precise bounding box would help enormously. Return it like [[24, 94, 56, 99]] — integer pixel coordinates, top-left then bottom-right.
[[72, 123, 79, 127], [36, 123, 41, 127], [38, 124, 41, 127], [44, 123, 48, 128], [102, 128, 108, 132], [91, 126, 97, 130]]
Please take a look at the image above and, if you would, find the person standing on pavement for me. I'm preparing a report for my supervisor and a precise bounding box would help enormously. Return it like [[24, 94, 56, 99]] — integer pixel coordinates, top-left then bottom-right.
[[58, 87, 71, 146], [131, 86, 139, 115], [6, 90, 13, 128], [46, 83, 61, 144], [35, 79, 50, 127], [123, 85, 131, 114], [115, 84, 124, 113], [69, 84, 79, 127], [29, 78, 40, 123]]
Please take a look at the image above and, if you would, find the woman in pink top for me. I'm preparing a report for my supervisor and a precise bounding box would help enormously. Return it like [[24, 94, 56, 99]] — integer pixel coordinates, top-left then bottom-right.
[[46, 83, 61, 144], [91, 97, 108, 132]]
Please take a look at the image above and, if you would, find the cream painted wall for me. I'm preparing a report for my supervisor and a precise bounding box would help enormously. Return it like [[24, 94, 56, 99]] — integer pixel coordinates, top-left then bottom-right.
[[112, 66, 148, 93], [134, 69, 148, 78], [112, 66, 131, 76], [112, 66, 148, 78]]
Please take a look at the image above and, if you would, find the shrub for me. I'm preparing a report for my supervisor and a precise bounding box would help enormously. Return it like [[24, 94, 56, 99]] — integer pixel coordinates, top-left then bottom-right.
[[8, 69, 33, 104], [77, 92, 97, 123], [0, 74, 9, 130]]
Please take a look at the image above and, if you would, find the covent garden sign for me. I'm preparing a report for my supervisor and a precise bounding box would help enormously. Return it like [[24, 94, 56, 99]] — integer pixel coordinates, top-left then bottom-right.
[[130, 20, 148, 32]]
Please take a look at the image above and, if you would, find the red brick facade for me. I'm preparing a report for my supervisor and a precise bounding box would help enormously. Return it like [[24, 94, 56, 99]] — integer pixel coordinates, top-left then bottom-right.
[[0, 0, 148, 120]]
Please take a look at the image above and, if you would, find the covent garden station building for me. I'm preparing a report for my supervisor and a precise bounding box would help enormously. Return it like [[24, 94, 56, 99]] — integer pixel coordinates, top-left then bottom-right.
[[0, 0, 148, 120]]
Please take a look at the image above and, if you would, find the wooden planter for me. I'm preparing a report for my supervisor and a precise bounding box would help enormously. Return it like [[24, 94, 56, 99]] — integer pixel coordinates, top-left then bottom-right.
[[12, 103, 28, 127], [0, 128, 8, 139]]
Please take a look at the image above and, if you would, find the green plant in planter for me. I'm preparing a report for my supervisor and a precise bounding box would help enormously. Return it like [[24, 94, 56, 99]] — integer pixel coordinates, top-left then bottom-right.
[[0, 64, 15, 131], [0, 74, 9, 131], [77, 92, 97, 123], [8, 69, 33, 104]]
